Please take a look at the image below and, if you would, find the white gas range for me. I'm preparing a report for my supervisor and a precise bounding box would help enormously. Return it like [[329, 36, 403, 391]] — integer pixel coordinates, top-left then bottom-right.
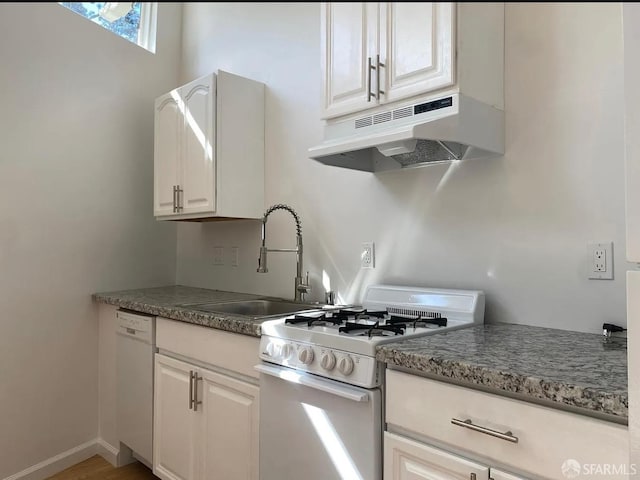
[[256, 284, 485, 480]]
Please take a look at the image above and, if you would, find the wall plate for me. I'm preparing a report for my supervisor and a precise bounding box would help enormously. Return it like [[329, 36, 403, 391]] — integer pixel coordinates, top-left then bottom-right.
[[361, 242, 375, 269], [588, 242, 613, 280]]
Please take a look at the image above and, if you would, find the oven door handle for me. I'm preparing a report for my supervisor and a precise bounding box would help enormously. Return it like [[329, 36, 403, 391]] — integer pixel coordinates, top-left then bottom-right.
[[255, 364, 370, 403]]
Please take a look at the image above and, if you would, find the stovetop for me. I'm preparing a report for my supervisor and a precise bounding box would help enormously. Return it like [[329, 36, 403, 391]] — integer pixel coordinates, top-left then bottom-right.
[[258, 285, 485, 388], [261, 285, 485, 356], [284, 308, 448, 337], [261, 308, 474, 357]]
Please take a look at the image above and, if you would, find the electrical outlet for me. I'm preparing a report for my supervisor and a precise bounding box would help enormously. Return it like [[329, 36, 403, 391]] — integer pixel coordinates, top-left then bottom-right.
[[588, 242, 613, 280], [213, 246, 224, 266], [361, 242, 375, 269], [594, 248, 606, 272], [231, 247, 239, 267]]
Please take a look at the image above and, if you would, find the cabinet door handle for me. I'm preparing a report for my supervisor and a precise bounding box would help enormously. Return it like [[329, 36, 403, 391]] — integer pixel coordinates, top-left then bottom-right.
[[193, 373, 203, 411], [376, 54, 385, 100], [176, 185, 183, 212], [172, 185, 178, 213], [451, 418, 519, 443], [367, 56, 374, 102], [189, 370, 194, 409]]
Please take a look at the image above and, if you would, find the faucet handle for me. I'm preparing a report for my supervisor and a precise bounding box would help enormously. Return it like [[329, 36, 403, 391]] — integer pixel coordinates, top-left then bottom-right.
[[324, 290, 336, 305], [300, 271, 311, 292], [296, 271, 311, 301]]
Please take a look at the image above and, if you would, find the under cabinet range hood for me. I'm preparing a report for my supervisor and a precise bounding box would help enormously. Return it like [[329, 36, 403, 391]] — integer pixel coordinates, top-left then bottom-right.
[[308, 94, 504, 172]]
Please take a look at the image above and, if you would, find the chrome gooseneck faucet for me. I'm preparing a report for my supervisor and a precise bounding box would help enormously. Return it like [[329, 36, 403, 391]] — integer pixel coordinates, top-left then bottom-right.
[[257, 204, 311, 302]]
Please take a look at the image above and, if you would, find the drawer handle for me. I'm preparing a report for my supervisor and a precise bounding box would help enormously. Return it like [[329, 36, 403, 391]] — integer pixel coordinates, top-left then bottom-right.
[[451, 418, 519, 443], [189, 370, 194, 410], [193, 373, 202, 411]]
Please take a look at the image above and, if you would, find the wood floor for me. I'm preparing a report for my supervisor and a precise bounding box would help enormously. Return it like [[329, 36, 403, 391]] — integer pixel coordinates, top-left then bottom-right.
[[46, 455, 159, 480]]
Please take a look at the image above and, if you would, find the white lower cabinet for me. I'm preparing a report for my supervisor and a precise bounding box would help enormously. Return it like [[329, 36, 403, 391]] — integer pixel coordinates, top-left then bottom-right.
[[154, 355, 198, 480], [385, 370, 628, 480], [384, 432, 489, 480], [200, 369, 259, 480], [489, 469, 527, 480], [152, 317, 261, 480], [153, 352, 259, 480]]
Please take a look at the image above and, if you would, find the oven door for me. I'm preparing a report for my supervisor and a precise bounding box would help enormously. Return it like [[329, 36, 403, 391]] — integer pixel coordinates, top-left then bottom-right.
[[256, 362, 382, 480]]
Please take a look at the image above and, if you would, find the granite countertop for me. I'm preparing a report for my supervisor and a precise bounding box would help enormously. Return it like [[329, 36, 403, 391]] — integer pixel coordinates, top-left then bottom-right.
[[93, 285, 274, 337], [96, 287, 628, 420], [376, 324, 628, 421]]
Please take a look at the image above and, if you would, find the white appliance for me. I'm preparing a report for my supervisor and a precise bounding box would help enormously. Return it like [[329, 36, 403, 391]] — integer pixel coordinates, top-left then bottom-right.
[[256, 284, 484, 480], [116, 310, 156, 467], [307, 94, 504, 172], [623, 3, 640, 467]]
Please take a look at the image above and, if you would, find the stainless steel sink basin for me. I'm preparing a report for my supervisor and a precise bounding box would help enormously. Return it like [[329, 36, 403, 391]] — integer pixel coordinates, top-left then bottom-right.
[[178, 299, 324, 319]]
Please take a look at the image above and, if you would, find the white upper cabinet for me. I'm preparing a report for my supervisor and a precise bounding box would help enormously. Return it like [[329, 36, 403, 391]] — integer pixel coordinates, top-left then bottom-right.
[[179, 75, 216, 216], [322, 3, 378, 118], [321, 3, 504, 120], [154, 71, 265, 221], [379, 3, 454, 104], [154, 93, 182, 217]]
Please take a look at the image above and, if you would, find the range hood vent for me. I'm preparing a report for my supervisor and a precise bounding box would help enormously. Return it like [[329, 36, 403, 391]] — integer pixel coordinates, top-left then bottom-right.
[[391, 140, 469, 166], [308, 94, 504, 173]]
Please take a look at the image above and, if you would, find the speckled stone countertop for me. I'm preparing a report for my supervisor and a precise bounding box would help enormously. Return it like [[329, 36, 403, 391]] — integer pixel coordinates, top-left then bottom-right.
[[376, 324, 628, 421], [93, 285, 276, 337]]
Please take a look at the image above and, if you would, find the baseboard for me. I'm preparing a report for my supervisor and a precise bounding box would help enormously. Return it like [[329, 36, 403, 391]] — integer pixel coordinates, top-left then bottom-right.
[[96, 439, 119, 467], [96, 439, 135, 468], [3, 439, 97, 480]]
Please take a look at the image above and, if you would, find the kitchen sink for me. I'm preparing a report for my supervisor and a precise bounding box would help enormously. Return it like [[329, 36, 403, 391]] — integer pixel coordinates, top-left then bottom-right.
[[177, 299, 326, 319]]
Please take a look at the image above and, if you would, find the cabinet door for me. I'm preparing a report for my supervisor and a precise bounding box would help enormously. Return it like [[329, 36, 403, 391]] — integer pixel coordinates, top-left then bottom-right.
[[384, 432, 489, 480], [490, 469, 528, 480], [154, 92, 181, 217], [199, 369, 259, 480], [624, 4, 640, 262], [379, 3, 455, 104], [179, 74, 216, 215], [322, 2, 378, 119], [153, 354, 198, 480]]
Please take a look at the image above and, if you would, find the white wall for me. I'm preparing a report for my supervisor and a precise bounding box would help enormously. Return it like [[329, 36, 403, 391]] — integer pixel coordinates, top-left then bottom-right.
[[0, 4, 180, 478], [176, 3, 627, 334]]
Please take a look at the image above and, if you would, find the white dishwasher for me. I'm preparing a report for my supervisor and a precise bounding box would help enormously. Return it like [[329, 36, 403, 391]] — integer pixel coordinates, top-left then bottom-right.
[[116, 310, 156, 467]]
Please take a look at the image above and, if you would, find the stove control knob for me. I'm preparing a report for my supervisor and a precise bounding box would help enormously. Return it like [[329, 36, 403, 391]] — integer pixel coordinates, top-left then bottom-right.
[[265, 342, 279, 359], [338, 355, 355, 376], [320, 352, 336, 371], [298, 347, 315, 365], [281, 343, 294, 360]]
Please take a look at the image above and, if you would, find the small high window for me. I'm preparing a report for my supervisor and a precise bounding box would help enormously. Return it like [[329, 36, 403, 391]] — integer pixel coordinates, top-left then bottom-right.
[[59, 2, 157, 53]]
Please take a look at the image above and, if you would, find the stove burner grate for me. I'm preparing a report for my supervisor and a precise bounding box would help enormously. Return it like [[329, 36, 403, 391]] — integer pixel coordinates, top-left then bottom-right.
[[387, 315, 448, 328], [285, 313, 343, 327], [284, 309, 447, 331], [338, 321, 405, 338], [285, 308, 391, 326]]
